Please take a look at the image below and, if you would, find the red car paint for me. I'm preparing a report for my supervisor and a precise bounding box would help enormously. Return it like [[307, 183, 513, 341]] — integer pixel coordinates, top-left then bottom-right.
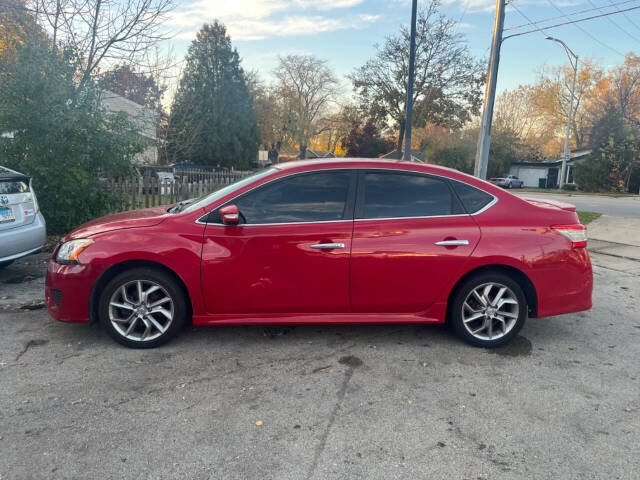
[[45, 159, 592, 327]]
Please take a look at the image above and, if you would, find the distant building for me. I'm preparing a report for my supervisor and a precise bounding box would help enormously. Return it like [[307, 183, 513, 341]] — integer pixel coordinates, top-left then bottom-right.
[[508, 149, 592, 188], [100, 90, 158, 165], [295, 148, 336, 160], [381, 149, 426, 162]]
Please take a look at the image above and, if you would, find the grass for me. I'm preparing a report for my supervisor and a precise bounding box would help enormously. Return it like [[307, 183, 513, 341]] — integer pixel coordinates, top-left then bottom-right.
[[577, 211, 602, 225]]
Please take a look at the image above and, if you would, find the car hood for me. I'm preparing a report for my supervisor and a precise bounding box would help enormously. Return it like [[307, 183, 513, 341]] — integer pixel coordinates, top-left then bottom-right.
[[63, 206, 172, 240]]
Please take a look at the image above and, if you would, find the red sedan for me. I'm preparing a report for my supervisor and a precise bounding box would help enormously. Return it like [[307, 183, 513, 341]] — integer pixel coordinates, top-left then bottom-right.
[[45, 159, 592, 348]]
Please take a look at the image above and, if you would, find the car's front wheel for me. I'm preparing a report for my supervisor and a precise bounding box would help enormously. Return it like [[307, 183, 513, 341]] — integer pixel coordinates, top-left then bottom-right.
[[98, 268, 187, 348], [450, 272, 527, 348]]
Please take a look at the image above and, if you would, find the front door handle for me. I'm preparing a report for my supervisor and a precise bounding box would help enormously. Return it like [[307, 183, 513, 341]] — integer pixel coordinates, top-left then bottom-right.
[[435, 239, 469, 246], [310, 243, 346, 249]]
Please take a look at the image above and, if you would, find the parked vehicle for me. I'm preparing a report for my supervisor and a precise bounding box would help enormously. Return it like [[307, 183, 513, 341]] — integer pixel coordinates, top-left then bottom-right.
[[0, 167, 46, 268], [491, 175, 524, 188], [45, 159, 592, 349]]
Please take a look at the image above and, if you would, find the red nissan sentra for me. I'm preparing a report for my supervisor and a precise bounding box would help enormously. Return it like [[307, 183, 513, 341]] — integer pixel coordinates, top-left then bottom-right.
[[45, 159, 592, 349]]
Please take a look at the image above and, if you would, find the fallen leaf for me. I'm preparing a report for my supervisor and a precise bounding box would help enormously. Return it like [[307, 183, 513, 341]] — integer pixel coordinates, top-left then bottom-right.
[[176, 383, 186, 389], [625, 406, 632, 412], [402, 455, 410, 461], [255, 420, 263, 427], [407, 400, 413, 405]]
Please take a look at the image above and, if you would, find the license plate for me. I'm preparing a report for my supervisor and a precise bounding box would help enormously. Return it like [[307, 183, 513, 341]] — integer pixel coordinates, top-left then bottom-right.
[[0, 207, 15, 224]]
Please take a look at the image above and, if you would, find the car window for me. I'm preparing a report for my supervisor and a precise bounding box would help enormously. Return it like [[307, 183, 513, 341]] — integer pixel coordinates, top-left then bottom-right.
[[359, 172, 457, 219], [0, 180, 29, 194], [234, 171, 352, 224], [450, 179, 494, 214]]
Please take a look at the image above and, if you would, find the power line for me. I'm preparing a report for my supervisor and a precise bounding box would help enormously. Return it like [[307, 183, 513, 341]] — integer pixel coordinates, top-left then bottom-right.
[[607, 0, 640, 34], [510, 3, 551, 40], [545, 0, 627, 57], [506, 0, 640, 30], [504, 3, 640, 57], [584, 0, 640, 44]]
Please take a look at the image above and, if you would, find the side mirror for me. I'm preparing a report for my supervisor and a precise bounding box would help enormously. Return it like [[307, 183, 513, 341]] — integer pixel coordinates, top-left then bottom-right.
[[219, 204, 240, 225]]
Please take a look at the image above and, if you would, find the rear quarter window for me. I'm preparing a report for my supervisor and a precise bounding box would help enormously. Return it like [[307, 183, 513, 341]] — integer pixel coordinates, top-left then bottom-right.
[[450, 180, 494, 214]]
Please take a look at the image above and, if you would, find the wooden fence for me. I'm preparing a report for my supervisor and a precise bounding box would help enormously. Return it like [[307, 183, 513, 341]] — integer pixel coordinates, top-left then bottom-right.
[[106, 170, 249, 212]]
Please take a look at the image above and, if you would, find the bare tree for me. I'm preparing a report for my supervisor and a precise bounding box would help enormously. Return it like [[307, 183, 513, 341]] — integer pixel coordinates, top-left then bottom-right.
[[30, 0, 175, 84], [349, 1, 485, 151], [273, 54, 339, 158]]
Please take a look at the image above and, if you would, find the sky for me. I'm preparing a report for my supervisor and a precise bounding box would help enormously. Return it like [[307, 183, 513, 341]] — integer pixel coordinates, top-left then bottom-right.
[[166, 0, 640, 98]]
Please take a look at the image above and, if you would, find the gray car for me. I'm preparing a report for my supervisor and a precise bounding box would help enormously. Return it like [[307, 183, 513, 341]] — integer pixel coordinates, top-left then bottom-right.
[[490, 174, 524, 188], [0, 166, 46, 268]]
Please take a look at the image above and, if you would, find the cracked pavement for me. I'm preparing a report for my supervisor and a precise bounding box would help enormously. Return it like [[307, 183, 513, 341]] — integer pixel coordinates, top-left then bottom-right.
[[1, 263, 639, 479]]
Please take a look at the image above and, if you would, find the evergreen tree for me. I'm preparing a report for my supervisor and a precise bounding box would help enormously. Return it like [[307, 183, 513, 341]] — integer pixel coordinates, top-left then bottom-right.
[[166, 22, 259, 169]]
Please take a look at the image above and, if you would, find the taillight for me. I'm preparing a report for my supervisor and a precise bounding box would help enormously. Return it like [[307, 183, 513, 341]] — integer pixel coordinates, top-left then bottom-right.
[[551, 224, 587, 248]]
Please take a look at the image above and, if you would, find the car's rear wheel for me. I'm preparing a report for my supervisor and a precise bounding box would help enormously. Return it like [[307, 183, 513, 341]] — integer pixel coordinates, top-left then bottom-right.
[[450, 272, 526, 348], [98, 268, 187, 348]]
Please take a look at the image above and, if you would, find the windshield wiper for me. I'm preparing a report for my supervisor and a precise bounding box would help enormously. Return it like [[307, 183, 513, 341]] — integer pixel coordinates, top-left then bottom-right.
[[168, 198, 195, 213]]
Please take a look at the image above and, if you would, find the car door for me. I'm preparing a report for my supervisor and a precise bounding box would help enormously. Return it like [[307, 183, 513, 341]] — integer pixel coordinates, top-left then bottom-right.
[[200, 169, 356, 314], [350, 170, 483, 313]]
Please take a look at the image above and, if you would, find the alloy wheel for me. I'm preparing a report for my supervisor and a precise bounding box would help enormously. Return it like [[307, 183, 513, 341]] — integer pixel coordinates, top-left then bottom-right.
[[108, 280, 174, 342], [461, 282, 519, 341]]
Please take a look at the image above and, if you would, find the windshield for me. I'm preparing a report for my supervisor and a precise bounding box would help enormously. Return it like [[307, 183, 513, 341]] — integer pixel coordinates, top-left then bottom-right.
[[180, 168, 277, 214]]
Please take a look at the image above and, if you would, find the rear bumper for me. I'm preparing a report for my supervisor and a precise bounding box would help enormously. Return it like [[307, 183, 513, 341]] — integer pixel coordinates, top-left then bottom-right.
[[533, 248, 593, 318], [45, 259, 103, 323], [0, 213, 46, 262]]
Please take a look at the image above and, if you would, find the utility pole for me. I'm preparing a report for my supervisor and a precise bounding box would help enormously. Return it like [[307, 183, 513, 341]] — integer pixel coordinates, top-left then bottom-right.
[[474, 0, 506, 179], [403, 0, 418, 161], [546, 36, 578, 189]]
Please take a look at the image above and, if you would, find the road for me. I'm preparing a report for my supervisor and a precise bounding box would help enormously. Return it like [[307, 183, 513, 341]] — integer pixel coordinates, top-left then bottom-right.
[[1, 264, 639, 480], [514, 191, 640, 218]]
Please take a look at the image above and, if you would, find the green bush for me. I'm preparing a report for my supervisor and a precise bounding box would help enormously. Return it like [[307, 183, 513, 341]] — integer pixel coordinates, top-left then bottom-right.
[[0, 41, 143, 234]]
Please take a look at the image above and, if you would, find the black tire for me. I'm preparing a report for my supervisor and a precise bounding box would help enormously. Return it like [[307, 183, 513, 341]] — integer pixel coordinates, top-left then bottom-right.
[[98, 267, 187, 348], [449, 271, 527, 348], [0, 260, 14, 269]]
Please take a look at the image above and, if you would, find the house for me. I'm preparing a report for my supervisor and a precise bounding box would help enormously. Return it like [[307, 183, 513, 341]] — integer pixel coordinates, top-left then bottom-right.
[[508, 148, 592, 188], [382, 148, 426, 162], [295, 148, 336, 160], [100, 90, 158, 165]]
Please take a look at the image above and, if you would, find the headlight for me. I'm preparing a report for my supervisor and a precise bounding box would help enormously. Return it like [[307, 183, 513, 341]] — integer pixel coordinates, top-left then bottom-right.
[[56, 239, 94, 264]]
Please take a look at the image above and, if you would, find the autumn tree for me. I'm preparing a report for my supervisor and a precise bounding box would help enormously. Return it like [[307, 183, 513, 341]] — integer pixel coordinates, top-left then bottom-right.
[[100, 63, 166, 110], [349, 0, 484, 150], [531, 59, 604, 154], [342, 120, 394, 158], [273, 54, 339, 158], [166, 22, 259, 169]]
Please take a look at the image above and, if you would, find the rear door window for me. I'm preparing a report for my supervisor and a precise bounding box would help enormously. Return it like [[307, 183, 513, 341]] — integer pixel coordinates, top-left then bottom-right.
[[357, 171, 460, 219], [0, 180, 29, 195]]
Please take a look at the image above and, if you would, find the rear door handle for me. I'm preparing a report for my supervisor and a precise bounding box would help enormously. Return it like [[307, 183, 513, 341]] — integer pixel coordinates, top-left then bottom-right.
[[310, 243, 345, 249], [435, 239, 469, 246]]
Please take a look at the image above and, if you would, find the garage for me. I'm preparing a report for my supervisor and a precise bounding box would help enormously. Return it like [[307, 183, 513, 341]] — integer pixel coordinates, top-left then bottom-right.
[[516, 167, 547, 187]]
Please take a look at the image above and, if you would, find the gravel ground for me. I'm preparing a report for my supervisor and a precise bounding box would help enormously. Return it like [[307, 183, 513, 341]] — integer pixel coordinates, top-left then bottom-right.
[[0, 265, 639, 480]]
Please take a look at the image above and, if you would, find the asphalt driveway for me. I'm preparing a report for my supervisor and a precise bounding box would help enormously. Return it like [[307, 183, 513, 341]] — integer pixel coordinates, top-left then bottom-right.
[[1, 264, 639, 480]]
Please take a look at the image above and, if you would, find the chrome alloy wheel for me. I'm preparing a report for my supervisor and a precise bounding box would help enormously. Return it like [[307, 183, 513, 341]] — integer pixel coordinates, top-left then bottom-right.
[[461, 282, 520, 341], [108, 280, 174, 342]]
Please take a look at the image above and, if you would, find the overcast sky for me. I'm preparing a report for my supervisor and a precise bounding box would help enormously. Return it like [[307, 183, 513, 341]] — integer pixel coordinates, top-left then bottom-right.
[[166, 0, 640, 96]]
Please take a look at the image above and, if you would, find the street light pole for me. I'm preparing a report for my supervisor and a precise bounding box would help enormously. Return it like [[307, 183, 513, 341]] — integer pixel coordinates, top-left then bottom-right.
[[403, 0, 418, 161], [474, 0, 506, 179], [546, 36, 578, 189]]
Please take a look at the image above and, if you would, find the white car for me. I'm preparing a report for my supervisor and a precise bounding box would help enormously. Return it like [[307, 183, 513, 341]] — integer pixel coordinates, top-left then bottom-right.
[[490, 175, 524, 189], [0, 167, 46, 268]]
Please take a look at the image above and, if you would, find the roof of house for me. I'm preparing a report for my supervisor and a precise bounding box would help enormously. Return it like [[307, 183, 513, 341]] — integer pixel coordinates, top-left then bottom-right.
[[381, 148, 425, 161], [511, 148, 592, 167]]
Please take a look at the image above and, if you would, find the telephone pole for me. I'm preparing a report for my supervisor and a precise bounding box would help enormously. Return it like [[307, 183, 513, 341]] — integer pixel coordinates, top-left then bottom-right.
[[474, 0, 506, 179], [403, 0, 418, 161]]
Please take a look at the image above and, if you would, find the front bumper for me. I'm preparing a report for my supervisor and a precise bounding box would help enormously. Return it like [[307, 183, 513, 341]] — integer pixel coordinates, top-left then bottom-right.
[[45, 259, 104, 323], [0, 213, 46, 263]]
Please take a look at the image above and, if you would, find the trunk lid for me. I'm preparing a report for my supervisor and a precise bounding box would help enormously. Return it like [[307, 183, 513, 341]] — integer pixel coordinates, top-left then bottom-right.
[[520, 196, 577, 212]]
